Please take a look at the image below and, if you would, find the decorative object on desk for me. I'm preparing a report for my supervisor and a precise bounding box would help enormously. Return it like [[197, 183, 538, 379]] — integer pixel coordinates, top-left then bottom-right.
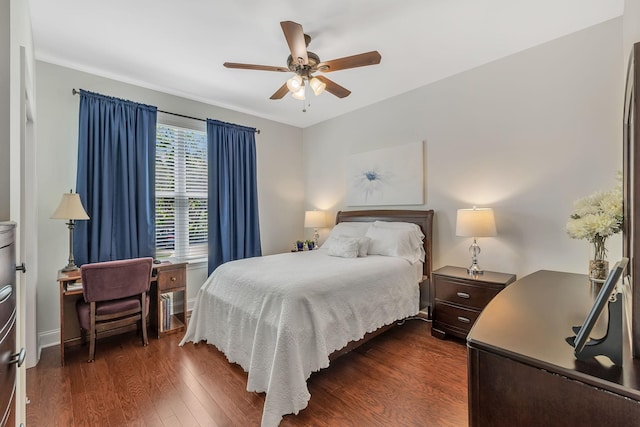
[[346, 142, 423, 206], [456, 207, 497, 275], [304, 210, 326, 249], [51, 190, 89, 272], [589, 259, 609, 283], [566, 257, 628, 365], [566, 175, 623, 281]]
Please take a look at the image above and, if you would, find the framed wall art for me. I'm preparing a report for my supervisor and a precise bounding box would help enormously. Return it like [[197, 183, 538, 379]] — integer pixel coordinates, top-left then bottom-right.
[[346, 141, 424, 206]]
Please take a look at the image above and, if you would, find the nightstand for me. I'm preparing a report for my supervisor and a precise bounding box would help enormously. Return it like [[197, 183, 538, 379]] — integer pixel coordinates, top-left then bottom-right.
[[431, 266, 515, 340]]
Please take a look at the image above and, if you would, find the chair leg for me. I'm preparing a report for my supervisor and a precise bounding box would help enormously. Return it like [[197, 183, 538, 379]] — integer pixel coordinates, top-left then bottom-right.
[[88, 302, 96, 362], [141, 293, 148, 347]]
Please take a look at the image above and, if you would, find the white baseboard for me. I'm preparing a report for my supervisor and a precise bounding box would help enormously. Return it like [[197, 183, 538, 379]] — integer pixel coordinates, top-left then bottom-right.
[[37, 297, 197, 352], [39, 329, 60, 349]]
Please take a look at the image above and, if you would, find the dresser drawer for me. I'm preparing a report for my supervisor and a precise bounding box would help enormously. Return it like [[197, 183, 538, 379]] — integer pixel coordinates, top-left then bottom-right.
[[433, 275, 501, 310], [0, 233, 15, 330], [0, 316, 16, 427], [157, 266, 186, 292], [433, 301, 480, 336]]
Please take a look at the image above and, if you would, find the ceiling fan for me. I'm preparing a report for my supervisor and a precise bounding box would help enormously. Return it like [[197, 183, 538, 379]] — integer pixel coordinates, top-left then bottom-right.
[[223, 21, 381, 101]]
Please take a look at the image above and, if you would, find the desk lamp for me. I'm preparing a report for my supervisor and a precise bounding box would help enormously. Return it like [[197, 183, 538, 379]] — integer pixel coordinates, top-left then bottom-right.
[[51, 190, 89, 271], [456, 207, 497, 275]]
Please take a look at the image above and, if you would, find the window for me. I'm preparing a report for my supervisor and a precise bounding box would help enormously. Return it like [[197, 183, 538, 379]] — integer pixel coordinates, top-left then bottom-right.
[[155, 114, 207, 261]]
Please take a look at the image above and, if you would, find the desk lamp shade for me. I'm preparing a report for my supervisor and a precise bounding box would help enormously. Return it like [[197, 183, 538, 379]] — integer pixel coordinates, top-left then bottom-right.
[[51, 191, 89, 272], [456, 207, 497, 275], [304, 210, 326, 249]]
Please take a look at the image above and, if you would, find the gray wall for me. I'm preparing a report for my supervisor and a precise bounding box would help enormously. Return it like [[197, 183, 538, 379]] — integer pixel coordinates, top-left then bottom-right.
[[303, 18, 624, 280], [35, 62, 304, 347], [624, 0, 640, 60]]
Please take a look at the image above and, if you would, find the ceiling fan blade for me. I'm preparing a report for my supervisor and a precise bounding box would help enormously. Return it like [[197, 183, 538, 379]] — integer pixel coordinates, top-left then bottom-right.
[[224, 62, 289, 72], [280, 21, 308, 66], [315, 75, 351, 98], [270, 82, 289, 100], [317, 51, 381, 73]]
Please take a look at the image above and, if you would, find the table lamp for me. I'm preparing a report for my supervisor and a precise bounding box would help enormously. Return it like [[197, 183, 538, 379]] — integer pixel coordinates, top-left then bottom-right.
[[304, 210, 326, 249], [51, 190, 89, 271], [456, 207, 497, 275]]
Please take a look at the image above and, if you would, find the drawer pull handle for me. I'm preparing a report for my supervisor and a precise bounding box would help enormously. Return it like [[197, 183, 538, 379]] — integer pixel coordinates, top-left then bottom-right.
[[171, 276, 177, 282], [0, 285, 12, 304], [457, 316, 471, 324], [456, 292, 470, 299], [9, 348, 26, 367]]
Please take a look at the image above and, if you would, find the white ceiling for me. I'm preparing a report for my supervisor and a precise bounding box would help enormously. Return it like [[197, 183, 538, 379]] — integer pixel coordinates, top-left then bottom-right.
[[28, 0, 623, 128]]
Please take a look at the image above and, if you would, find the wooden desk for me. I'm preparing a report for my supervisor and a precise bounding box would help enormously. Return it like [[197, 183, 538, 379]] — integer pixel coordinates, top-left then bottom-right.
[[467, 270, 640, 426], [56, 269, 83, 366], [56, 263, 175, 365]]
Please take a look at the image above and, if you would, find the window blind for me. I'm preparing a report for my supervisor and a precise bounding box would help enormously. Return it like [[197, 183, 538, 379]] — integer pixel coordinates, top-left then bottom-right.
[[156, 123, 208, 261]]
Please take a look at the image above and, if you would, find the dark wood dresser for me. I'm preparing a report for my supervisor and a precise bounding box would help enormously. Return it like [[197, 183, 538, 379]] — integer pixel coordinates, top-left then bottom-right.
[[467, 270, 640, 426], [431, 266, 515, 339], [0, 222, 18, 427]]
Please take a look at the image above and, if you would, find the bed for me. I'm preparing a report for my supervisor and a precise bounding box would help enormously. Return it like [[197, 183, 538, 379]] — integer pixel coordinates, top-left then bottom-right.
[[180, 209, 434, 427]]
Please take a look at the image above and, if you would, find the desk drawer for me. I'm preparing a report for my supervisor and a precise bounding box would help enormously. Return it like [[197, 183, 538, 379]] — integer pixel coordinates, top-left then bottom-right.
[[157, 267, 186, 292], [434, 275, 500, 310]]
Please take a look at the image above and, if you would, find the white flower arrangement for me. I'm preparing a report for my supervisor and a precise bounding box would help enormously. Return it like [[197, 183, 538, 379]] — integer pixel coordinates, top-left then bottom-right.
[[566, 175, 623, 261]]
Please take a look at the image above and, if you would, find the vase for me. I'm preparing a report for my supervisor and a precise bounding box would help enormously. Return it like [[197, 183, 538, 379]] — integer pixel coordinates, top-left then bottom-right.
[[589, 259, 609, 282]]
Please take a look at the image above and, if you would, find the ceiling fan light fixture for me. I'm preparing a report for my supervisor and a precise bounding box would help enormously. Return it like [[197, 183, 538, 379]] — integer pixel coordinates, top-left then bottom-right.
[[286, 75, 303, 92], [309, 77, 326, 96], [291, 85, 306, 100]]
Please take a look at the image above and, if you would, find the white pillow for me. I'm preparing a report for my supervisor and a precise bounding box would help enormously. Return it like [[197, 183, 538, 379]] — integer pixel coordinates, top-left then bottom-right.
[[322, 222, 372, 251], [356, 236, 371, 257], [372, 220, 425, 261], [365, 225, 425, 264], [373, 220, 424, 236], [327, 236, 360, 258]]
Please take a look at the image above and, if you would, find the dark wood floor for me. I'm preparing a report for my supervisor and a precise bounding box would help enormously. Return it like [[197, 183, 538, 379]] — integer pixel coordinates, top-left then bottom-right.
[[26, 320, 468, 426]]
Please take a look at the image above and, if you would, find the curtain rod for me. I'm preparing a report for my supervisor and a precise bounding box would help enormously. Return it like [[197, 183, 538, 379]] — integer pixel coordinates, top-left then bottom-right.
[[71, 88, 260, 134]]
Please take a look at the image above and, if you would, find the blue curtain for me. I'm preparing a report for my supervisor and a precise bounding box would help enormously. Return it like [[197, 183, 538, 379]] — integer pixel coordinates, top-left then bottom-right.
[[74, 90, 157, 265], [207, 119, 262, 274]]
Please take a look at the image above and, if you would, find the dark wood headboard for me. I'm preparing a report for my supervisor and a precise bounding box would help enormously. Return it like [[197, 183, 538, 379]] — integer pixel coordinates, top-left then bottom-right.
[[335, 209, 434, 279]]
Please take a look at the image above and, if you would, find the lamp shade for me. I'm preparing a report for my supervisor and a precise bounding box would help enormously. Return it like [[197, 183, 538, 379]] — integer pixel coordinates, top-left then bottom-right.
[[456, 207, 496, 237], [286, 75, 303, 92], [309, 77, 326, 96], [291, 85, 306, 100], [51, 192, 89, 220], [304, 210, 326, 228]]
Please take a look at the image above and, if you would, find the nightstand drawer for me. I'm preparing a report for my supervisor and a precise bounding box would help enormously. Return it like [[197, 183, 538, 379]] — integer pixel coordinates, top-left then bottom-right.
[[433, 276, 500, 310], [157, 267, 186, 291], [433, 301, 480, 334]]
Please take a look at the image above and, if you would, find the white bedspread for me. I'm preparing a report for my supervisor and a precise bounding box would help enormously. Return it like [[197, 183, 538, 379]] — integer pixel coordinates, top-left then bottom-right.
[[180, 249, 420, 427]]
